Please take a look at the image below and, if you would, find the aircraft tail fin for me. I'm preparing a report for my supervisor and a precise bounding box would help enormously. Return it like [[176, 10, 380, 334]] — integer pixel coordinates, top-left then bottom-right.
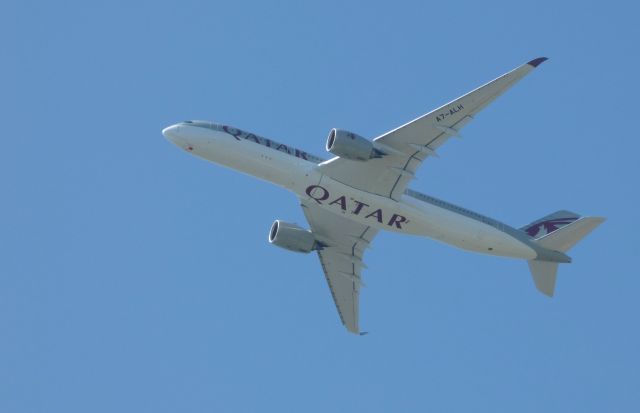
[[524, 214, 605, 296], [520, 210, 581, 240], [534, 216, 606, 253]]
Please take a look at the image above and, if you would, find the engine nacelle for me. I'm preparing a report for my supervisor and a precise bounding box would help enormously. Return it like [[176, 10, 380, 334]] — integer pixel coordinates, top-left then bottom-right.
[[268, 220, 317, 253], [326, 128, 378, 161]]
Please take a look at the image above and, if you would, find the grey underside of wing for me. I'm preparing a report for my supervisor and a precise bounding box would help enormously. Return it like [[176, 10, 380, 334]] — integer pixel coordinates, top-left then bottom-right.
[[318, 60, 541, 200], [300, 200, 378, 334]]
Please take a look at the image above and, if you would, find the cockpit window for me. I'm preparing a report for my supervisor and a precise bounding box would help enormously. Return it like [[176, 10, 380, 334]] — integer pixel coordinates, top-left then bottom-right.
[[181, 120, 221, 131]]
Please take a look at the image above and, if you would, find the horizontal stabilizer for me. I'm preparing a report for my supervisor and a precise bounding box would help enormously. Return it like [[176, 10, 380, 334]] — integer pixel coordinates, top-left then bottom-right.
[[528, 260, 559, 297]]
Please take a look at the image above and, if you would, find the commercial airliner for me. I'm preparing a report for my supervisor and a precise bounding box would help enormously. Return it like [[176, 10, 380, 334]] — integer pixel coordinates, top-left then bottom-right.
[[163, 58, 604, 334]]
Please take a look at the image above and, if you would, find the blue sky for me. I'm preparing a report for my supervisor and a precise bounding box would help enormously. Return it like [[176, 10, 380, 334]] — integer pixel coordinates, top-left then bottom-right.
[[2, 0, 638, 411]]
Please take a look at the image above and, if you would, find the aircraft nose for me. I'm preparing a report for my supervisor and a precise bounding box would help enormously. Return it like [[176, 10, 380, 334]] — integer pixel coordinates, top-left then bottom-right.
[[162, 124, 182, 143], [163, 123, 195, 152]]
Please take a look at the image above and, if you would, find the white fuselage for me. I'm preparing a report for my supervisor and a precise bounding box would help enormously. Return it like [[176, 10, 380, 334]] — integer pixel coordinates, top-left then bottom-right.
[[163, 122, 538, 260]]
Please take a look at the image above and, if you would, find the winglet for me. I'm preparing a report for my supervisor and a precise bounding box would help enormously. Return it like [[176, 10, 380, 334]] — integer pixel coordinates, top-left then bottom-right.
[[527, 57, 548, 68]]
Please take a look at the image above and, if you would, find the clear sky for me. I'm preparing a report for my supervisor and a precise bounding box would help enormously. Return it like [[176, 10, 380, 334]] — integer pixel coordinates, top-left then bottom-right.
[[2, 0, 639, 411]]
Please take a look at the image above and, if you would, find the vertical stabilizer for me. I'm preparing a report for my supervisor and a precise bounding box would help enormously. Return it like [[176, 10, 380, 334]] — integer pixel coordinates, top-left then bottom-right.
[[524, 214, 605, 296], [535, 217, 606, 252], [520, 210, 581, 239]]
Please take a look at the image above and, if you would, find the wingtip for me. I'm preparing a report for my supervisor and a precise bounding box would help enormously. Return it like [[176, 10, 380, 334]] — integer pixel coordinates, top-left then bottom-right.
[[527, 57, 548, 68]]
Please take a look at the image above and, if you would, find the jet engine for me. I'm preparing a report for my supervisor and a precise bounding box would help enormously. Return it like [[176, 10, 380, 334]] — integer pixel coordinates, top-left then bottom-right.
[[269, 220, 318, 253], [326, 128, 381, 161]]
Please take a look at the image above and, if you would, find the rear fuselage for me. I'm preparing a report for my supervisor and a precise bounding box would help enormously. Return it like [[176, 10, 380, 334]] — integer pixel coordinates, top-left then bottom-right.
[[163, 121, 539, 260]]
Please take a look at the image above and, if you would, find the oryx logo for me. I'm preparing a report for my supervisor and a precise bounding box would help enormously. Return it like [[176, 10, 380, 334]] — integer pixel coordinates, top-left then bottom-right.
[[525, 217, 578, 238]]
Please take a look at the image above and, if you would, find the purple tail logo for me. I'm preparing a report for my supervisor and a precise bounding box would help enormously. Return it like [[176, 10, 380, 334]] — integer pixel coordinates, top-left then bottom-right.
[[525, 217, 578, 238]]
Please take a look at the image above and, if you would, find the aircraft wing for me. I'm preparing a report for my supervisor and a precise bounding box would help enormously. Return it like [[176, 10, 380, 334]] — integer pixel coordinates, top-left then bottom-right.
[[300, 199, 378, 334], [319, 58, 548, 200]]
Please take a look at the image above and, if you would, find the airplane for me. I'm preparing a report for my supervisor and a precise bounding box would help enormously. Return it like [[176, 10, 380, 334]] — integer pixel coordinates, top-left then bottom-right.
[[162, 57, 604, 334]]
